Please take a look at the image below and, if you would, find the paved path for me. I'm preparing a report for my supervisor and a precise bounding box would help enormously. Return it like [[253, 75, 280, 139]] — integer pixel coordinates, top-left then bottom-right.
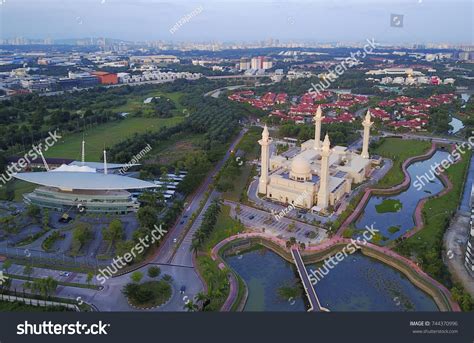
[[291, 247, 328, 312]]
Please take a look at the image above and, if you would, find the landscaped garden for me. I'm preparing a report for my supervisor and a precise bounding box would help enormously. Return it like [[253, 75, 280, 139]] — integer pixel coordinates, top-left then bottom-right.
[[192, 202, 245, 311], [372, 137, 432, 188], [122, 269, 172, 309]]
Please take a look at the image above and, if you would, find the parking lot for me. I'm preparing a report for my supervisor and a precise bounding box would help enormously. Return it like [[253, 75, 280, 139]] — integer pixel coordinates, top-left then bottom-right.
[[226, 201, 327, 245]]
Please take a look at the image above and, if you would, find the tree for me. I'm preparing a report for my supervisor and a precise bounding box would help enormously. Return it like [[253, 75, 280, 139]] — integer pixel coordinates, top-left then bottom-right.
[[137, 206, 157, 230], [23, 265, 34, 280], [184, 300, 199, 312], [147, 266, 161, 278], [2, 260, 12, 273], [130, 271, 143, 284], [194, 292, 208, 306], [102, 219, 124, 245], [190, 239, 200, 256], [30, 277, 58, 298], [26, 204, 40, 219], [42, 209, 50, 229], [72, 224, 92, 247], [86, 272, 94, 285], [162, 274, 173, 283]]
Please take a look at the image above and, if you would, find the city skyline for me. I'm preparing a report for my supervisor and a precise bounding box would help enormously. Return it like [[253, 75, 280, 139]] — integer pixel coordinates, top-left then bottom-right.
[[0, 0, 472, 44]]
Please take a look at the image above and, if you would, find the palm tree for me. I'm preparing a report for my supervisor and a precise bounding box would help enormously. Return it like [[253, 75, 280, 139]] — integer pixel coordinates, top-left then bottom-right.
[[195, 230, 206, 244], [190, 239, 200, 256], [194, 292, 208, 306], [184, 300, 199, 312]]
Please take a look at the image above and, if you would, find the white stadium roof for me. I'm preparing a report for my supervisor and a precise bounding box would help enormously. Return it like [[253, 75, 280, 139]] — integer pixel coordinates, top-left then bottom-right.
[[14, 172, 157, 191], [69, 161, 139, 170]]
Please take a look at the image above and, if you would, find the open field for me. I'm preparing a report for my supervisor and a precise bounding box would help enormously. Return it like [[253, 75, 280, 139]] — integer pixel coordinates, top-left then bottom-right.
[[44, 117, 183, 161], [373, 138, 432, 188], [148, 132, 204, 165], [202, 205, 244, 252], [112, 90, 186, 115]]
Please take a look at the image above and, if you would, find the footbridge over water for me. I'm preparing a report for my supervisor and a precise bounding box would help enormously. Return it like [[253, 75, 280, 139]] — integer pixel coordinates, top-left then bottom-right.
[[291, 248, 330, 312]]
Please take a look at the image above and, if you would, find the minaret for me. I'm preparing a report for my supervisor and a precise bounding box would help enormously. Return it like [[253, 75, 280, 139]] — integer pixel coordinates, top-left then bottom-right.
[[258, 125, 271, 194], [317, 134, 330, 210], [361, 110, 373, 159], [314, 106, 324, 151], [81, 138, 85, 164], [103, 149, 108, 175]]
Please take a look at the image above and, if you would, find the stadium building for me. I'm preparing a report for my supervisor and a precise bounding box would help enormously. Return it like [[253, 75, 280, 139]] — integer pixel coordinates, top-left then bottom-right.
[[14, 150, 156, 214]]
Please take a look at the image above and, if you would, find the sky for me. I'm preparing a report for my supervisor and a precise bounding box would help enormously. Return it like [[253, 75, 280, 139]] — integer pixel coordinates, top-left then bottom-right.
[[0, 0, 472, 44]]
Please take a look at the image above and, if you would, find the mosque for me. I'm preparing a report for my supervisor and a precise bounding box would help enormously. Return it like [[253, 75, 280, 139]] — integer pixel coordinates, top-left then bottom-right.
[[258, 106, 374, 213]]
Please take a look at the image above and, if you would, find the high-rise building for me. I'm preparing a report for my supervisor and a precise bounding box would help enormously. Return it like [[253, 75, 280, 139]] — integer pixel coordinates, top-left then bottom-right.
[[262, 57, 273, 70], [239, 57, 251, 70], [251, 56, 264, 69]]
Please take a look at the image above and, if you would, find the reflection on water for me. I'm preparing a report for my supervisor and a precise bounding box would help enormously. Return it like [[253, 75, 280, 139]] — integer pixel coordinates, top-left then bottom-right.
[[225, 248, 438, 312], [355, 150, 450, 242]]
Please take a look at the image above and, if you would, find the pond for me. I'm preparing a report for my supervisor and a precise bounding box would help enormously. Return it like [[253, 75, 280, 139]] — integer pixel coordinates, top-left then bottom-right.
[[225, 247, 438, 311], [354, 150, 450, 243]]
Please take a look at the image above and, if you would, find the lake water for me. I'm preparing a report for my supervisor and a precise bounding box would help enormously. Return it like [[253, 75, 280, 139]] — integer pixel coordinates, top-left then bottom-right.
[[354, 150, 450, 242], [225, 248, 438, 311]]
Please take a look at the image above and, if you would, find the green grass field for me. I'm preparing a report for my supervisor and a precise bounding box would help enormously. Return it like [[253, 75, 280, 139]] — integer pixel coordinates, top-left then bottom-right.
[[150, 132, 203, 165], [373, 138, 432, 188], [203, 205, 244, 252], [113, 91, 186, 115], [44, 117, 183, 161]]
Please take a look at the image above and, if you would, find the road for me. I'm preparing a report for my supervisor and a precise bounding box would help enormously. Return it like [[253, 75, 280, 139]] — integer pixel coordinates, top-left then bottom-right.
[[152, 127, 248, 266]]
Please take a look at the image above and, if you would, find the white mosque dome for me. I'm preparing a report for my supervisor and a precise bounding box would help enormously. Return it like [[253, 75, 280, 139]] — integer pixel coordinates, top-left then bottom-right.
[[290, 157, 312, 180]]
